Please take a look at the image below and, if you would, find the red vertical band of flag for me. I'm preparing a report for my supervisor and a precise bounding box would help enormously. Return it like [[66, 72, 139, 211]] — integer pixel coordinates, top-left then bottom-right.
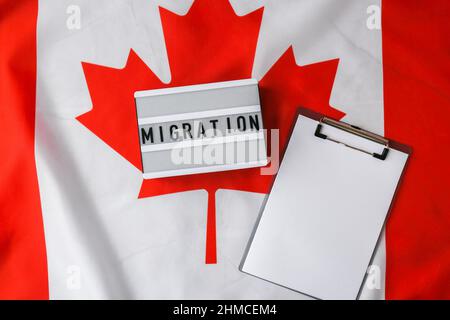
[[0, 0, 48, 299], [383, 1, 450, 299]]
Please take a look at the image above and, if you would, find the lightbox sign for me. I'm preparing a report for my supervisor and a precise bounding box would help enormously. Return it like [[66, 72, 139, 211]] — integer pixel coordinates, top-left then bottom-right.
[[134, 79, 267, 179]]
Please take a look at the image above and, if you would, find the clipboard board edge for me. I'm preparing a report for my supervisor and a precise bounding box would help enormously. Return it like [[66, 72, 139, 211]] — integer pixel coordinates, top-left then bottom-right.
[[298, 107, 412, 155]]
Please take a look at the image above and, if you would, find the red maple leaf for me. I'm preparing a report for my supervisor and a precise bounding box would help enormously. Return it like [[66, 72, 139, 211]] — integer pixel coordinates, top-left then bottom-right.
[[77, 0, 345, 264]]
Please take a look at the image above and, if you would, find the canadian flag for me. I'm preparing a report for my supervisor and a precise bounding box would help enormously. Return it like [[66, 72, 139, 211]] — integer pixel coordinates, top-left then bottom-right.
[[0, 0, 448, 299]]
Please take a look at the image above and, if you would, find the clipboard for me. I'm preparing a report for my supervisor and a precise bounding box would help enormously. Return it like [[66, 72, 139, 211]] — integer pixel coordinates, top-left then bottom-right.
[[240, 107, 411, 300]]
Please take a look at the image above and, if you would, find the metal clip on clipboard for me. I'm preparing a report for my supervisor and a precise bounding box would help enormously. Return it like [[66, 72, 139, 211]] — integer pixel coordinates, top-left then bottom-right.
[[314, 117, 390, 160]]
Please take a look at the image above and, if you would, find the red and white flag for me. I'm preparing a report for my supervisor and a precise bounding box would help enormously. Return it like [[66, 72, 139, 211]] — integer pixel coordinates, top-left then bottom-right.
[[0, 0, 449, 299]]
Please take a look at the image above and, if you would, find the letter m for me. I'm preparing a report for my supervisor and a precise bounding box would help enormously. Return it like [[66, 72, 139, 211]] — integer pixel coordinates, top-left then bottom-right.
[[141, 127, 153, 144]]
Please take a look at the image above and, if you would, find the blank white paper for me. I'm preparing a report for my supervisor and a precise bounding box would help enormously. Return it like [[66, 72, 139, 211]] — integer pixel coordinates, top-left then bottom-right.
[[241, 115, 409, 300]]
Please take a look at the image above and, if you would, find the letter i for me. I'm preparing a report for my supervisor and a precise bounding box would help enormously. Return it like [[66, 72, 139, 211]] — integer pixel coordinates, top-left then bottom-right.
[[226, 117, 231, 133], [159, 126, 164, 143]]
